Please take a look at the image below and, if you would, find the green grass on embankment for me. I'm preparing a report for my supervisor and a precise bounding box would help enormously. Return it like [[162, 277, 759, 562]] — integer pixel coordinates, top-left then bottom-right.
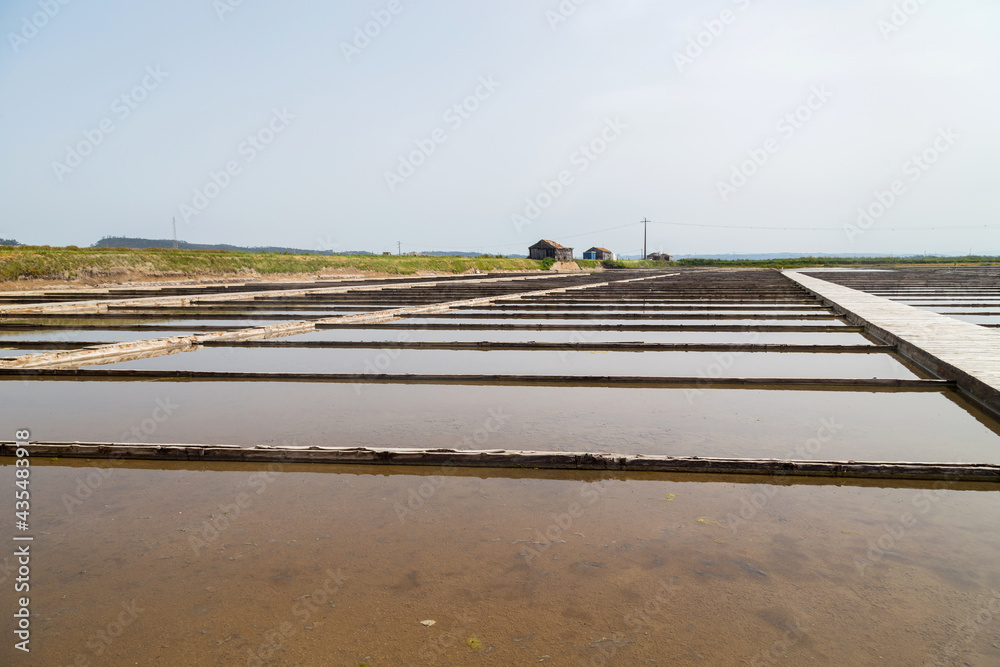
[[0, 246, 543, 283], [1, 245, 997, 284]]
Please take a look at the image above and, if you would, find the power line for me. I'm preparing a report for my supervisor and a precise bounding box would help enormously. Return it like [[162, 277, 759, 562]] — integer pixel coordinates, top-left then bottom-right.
[[649, 221, 1000, 232], [395, 220, 998, 255], [397, 221, 644, 253]]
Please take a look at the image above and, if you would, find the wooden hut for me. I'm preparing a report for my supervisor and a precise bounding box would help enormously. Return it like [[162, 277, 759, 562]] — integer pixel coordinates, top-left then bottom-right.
[[529, 240, 573, 261], [583, 247, 616, 260]]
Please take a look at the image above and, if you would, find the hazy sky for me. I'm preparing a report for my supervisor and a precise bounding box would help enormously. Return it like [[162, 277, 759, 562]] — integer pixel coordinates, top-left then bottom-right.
[[2, 0, 998, 256]]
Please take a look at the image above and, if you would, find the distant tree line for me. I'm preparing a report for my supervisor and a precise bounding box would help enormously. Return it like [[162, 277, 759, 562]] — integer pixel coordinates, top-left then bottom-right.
[[91, 236, 373, 255], [0, 238, 19, 246], [88, 237, 523, 257]]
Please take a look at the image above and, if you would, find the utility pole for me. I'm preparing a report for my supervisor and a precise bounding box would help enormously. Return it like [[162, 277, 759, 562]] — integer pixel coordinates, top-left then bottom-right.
[[172, 217, 178, 249], [641, 218, 649, 259], [397, 241, 401, 256]]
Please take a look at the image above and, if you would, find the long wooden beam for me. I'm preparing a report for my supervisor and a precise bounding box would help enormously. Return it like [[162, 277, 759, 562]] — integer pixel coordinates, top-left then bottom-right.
[[0, 368, 951, 390], [2, 442, 996, 483]]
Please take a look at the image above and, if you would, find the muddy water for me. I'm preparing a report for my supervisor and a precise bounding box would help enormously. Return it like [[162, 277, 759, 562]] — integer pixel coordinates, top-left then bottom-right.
[[1, 460, 998, 666], [3, 382, 1000, 463], [84, 348, 922, 380]]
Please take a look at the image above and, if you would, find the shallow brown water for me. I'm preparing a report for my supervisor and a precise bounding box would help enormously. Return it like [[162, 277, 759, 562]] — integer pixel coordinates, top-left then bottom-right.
[[1, 460, 998, 666]]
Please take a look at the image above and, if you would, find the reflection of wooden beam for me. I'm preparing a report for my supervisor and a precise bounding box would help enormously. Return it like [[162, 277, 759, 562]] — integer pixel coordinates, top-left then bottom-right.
[[0, 368, 952, 390], [3, 441, 997, 483]]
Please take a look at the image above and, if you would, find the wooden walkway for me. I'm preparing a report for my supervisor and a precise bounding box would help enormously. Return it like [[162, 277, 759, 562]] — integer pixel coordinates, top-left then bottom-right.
[[785, 271, 1000, 416]]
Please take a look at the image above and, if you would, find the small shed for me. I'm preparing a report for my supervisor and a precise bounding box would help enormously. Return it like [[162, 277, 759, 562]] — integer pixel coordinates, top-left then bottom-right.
[[583, 247, 616, 260], [646, 252, 674, 262], [529, 239, 573, 261]]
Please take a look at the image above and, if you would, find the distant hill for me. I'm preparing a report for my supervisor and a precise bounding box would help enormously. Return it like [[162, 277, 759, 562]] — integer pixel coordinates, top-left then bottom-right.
[[91, 237, 373, 255], [414, 251, 527, 258], [91, 238, 524, 258], [412, 250, 482, 257]]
